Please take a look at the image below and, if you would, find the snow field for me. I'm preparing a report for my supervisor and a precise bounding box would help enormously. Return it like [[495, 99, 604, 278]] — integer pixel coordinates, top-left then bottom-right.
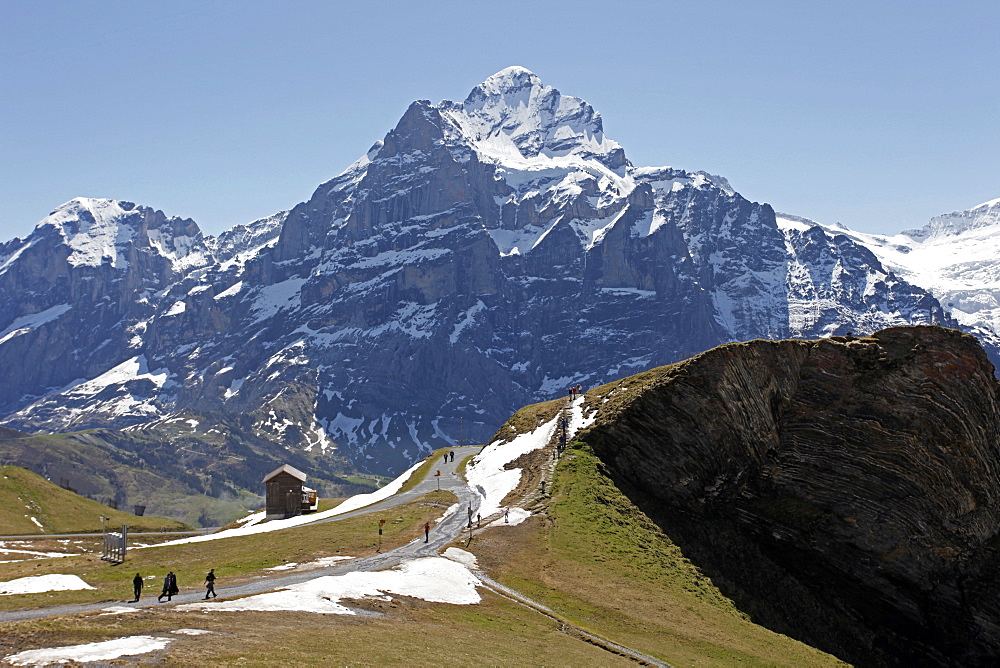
[[264, 556, 353, 572], [0, 544, 74, 562], [99, 606, 141, 616], [565, 394, 597, 438], [443, 547, 478, 570]]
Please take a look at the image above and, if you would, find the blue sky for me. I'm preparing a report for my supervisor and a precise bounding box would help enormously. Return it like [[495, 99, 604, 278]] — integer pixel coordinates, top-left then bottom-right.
[[1, 0, 997, 240]]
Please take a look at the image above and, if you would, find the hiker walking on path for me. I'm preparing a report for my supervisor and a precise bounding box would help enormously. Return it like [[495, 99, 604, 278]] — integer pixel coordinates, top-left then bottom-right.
[[424, 522, 431, 543], [157, 571, 178, 602], [131, 573, 143, 602], [449, 451, 454, 462], [504, 508, 510, 523], [204, 569, 217, 599]]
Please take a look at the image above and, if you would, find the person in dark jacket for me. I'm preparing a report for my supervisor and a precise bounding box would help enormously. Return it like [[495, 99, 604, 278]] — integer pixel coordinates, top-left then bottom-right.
[[131, 573, 143, 602], [204, 569, 217, 599], [157, 571, 178, 602]]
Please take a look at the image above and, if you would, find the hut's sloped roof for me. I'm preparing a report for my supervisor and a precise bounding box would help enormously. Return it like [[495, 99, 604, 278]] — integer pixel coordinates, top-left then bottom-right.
[[263, 464, 307, 483]]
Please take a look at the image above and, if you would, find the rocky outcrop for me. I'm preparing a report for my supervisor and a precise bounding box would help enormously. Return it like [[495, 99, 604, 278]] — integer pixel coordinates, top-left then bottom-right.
[[580, 325, 1000, 666]]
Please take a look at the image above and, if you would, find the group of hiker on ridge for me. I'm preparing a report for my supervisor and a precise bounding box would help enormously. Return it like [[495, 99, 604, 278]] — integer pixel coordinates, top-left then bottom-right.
[[442, 450, 455, 464], [130, 569, 218, 603]]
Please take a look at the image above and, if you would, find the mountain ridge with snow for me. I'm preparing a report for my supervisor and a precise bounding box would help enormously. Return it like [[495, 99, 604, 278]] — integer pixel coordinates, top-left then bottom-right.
[[0, 67, 980, 478], [775, 198, 1000, 349]]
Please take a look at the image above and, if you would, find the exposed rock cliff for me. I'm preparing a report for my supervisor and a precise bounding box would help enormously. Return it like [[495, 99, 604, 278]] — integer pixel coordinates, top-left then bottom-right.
[[577, 326, 1000, 666]]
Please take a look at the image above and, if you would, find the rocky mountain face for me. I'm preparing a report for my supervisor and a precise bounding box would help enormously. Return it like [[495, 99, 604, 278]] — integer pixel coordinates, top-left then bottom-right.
[[778, 199, 1000, 366], [579, 325, 1000, 666], [0, 67, 963, 478]]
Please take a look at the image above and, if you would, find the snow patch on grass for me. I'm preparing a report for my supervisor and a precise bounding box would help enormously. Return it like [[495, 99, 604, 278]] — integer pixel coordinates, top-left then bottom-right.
[[179, 556, 480, 615], [0, 574, 94, 595], [4, 635, 170, 666], [443, 547, 478, 570], [467, 411, 558, 518], [489, 507, 531, 527]]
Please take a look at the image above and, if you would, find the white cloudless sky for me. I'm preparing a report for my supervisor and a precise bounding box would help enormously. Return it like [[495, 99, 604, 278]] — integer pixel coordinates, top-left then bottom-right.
[[1, 0, 997, 240]]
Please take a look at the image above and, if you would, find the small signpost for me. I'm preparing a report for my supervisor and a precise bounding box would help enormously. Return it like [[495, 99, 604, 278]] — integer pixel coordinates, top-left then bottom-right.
[[377, 518, 385, 552], [434, 469, 441, 490]]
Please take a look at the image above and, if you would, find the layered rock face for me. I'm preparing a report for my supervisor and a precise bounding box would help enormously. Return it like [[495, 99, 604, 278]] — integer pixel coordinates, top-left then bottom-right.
[[580, 325, 1000, 665]]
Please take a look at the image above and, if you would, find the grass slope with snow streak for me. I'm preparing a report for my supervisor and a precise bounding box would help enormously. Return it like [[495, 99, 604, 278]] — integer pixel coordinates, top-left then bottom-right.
[[146, 459, 425, 547], [465, 395, 593, 521], [468, 439, 843, 667], [467, 411, 558, 518]]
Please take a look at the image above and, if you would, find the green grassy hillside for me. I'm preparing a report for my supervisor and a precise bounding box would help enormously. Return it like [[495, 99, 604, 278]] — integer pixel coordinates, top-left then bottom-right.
[[469, 440, 844, 666], [0, 466, 192, 535], [461, 394, 845, 664], [0, 409, 379, 527], [0, 488, 637, 666], [0, 440, 845, 665]]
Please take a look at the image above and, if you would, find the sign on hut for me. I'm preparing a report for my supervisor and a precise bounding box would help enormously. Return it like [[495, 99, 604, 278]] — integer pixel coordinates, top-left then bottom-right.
[[263, 464, 317, 520]]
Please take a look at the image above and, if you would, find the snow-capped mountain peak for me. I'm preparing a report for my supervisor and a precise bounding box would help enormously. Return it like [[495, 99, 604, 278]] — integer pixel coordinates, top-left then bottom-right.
[[38, 198, 141, 269], [469, 65, 542, 97], [443, 67, 626, 170], [29, 197, 213, 273], [903, 198, 1000, 242], [798, 198, 1000, 343]]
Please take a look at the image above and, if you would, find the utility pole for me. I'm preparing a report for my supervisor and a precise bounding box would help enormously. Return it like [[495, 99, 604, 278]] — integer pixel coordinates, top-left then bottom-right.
[[457, 417, 472, 447]]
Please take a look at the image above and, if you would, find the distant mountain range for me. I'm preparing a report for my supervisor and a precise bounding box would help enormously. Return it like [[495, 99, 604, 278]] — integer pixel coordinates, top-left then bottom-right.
[[787, 198, 1000, 353], [0, 66, 994, 477]]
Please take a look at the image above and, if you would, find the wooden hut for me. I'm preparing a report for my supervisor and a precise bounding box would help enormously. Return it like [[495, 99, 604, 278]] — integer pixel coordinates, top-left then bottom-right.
[[263, 464, 307, 520]]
